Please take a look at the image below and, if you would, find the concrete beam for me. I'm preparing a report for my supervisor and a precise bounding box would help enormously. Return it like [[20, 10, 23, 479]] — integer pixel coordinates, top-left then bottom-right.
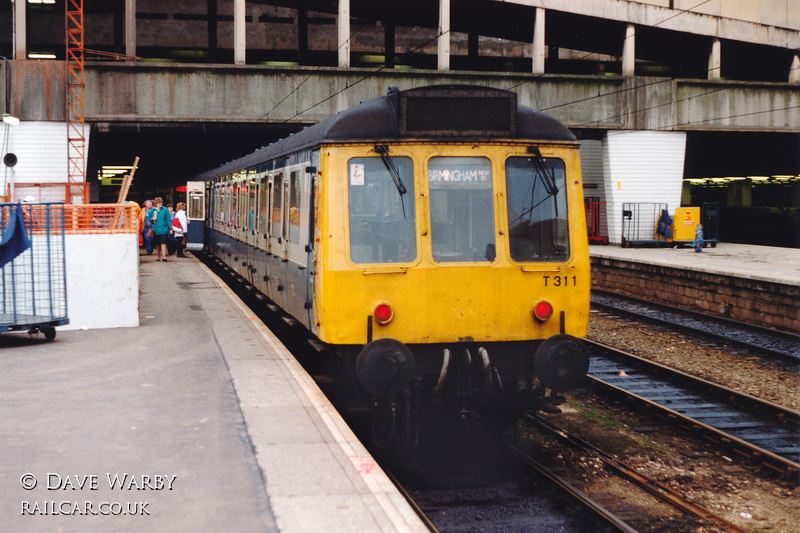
[[8, 61, 798, 134], [505, 0, 799, 49]]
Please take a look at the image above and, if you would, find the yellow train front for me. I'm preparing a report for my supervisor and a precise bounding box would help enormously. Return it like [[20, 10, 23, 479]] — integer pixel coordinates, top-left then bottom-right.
[[199, 85, 590, 431]]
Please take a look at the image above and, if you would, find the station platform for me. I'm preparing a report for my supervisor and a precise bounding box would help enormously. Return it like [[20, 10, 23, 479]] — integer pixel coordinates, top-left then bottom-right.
[[590, 243, 800, 286], [0, 254, 427, 532], [589, 243, 800, 332]]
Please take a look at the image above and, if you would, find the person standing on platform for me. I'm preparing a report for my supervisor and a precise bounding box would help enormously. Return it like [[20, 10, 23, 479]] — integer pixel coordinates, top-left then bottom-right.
[[166, 203, 176, 256], [150, 197, 172, 262], [172, 202, 188, 258], [140, 199, 154, 255]]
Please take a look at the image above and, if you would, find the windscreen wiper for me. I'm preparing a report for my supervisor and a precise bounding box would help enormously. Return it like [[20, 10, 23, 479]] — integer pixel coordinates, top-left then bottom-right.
[[529, 146, 559, 197], [510, 147, 561, 226], [375, 145, 407, 217]]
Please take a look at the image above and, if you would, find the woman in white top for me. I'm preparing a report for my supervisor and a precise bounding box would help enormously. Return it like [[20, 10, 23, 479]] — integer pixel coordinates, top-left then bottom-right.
[[172, 202, 189, 258]]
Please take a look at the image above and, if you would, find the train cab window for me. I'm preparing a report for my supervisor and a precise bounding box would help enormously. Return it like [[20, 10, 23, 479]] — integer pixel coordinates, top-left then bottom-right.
[[288, 171, 301, 243], [348, 156, 416, 264], [271, 173, 283, 238], [505, 157, 569, 262], [429, 157, 495, 263]]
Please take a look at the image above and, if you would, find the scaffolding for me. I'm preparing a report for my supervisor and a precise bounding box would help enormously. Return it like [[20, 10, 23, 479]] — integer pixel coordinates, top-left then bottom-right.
[[66, 0, 86, 185]]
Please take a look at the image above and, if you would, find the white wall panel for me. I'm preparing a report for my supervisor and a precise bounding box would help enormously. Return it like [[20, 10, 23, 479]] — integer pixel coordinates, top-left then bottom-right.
[[0, 121, 90, 195], [602, 130, 687, 244]]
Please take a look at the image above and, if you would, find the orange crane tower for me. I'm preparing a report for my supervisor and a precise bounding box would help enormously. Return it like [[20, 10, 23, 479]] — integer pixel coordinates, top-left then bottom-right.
[[66, 0, 85, 189]]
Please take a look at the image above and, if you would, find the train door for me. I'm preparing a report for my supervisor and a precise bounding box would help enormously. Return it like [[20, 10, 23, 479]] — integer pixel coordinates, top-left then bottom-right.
[[268, 170, 285, 306], [185, 181, 205, 252], [253, 169, 268, 293], [247, 171, 257, 247], [282, 165, 310, 324], [279, 171, 292, 314], [305, 153, 320, 330]]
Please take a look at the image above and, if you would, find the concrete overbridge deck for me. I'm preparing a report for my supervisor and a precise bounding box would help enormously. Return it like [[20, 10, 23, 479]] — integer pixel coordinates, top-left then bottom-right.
[[589, 243, 800, 332], [0, 254, 427, 532]]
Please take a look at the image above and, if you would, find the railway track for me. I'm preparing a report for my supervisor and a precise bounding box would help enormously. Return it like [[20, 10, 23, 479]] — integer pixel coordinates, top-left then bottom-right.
[[591, 290, 800, 365], [517, 413, 749, 533], [584, 339, 800, 485]]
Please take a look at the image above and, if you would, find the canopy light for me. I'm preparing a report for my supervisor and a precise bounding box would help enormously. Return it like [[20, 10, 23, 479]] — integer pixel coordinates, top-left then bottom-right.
[[2, 114, 20, 126]]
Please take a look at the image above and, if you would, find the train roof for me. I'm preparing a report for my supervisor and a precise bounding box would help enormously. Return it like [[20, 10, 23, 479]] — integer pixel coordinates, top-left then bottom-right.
[[195, 85, 577, 181]]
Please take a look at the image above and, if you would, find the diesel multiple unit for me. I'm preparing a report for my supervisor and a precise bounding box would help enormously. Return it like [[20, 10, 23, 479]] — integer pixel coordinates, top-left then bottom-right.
[[194, 85, 591, 436]]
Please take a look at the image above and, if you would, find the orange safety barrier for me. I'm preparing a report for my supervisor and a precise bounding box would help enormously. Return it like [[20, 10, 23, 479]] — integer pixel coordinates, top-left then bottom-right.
[[8, 183, 91, 205], [13, 204, 139, 235]]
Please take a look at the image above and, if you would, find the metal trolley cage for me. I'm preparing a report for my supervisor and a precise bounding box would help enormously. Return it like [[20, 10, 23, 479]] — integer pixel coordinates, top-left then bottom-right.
[[0, 202, 68, 340], [621, 202, 670, 247]]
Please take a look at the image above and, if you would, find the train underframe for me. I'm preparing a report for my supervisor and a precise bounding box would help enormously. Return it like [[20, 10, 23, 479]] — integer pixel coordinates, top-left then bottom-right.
[[321, 336, 590, 447]]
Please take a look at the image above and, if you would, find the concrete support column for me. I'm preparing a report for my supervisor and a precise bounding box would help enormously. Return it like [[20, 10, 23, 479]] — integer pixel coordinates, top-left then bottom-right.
[[207, 0, 218, 63], [532, 7, 545, 74], [125, 0, 136, 58], [708, 38, 721, 80], [234, 0, 246, 65], [14, 0, 27, 59], [790, 54, 800, 84], [384, 19, 395, 69], [298, 8, 308, 65], [438, 0, 450, 71], [622, 24, 635, 77], [338, 0, 350, 68]]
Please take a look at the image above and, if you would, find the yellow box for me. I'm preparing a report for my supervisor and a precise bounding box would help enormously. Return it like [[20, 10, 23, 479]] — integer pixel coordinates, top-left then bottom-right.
[[672, 207, 700, 241]]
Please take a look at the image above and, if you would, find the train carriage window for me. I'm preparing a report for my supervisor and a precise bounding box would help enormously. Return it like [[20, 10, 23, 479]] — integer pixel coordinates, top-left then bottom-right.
[[288, 171, 301, 243], [248, 177, 257, 231], [272, 173, 283, 238], [348, 156, 416, 264], [259, 175, 269, 234], [429, 157, 495, 263], [239, 180, 247, 229], [228, 184, 236, 226], [505, 157, 569, 262]]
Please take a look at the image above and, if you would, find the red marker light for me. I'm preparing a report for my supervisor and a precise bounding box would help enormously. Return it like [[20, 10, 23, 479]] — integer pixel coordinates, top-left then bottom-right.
[[374, 304, 393, 324], [532, 300, 554, 323]]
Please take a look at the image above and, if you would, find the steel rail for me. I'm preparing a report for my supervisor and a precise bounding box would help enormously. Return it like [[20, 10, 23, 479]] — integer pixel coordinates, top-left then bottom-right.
[[522, 413, 749, 533], [506, 442, 638, 533], [584, 339, 800, 485], [591, 289, 800, 364], [382, 469, 440, 533]]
